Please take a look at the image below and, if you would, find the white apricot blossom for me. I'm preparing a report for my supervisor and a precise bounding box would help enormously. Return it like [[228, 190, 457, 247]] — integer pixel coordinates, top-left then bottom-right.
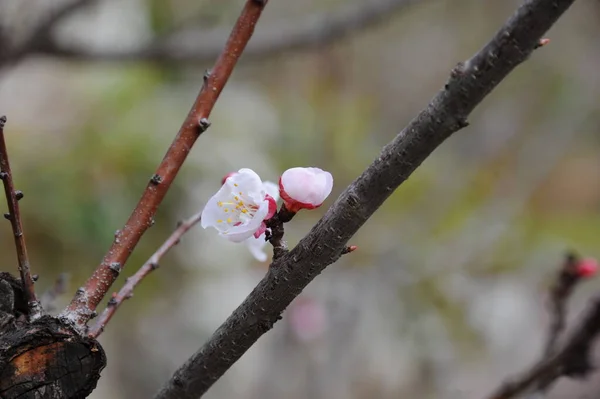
[[201, 168, 276, 243], [279, 167, 333, 212], [244, 180, 279, 262]]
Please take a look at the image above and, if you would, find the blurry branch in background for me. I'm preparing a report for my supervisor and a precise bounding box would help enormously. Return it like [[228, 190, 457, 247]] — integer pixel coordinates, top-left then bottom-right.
[[154, 1, 579, 398], [0, 116, 42, 320], [544, 253, 591, 355], [0, 0, 98, 67], [40, 273, 70, 313], [487, 253, 600, 399], [87, 211, 202, 338], [33, 0, 419, 63], [58, 0, 269, 330]]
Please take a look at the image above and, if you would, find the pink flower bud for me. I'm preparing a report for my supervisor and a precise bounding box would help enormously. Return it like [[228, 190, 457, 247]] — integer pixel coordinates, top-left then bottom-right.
[[576, 258, 598, 278], [279, 167, 333, 212]]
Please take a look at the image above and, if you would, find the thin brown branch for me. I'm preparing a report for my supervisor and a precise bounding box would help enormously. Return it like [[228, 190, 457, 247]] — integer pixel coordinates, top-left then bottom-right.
[[154, 0, 578, 398], [59, 0, 269, 331], [0, 116, 41, 320], [35, 0, 419, 63], [88, 211, 202, 338]]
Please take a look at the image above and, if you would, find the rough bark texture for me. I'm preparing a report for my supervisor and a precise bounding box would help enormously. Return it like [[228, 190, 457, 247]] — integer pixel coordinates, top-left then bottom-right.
[[155, 0, 578, 398], [0, 273, 105, 399]]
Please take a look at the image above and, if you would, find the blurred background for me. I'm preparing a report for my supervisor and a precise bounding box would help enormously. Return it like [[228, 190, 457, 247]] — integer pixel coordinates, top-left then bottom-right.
[[1, 0, 600, 398]]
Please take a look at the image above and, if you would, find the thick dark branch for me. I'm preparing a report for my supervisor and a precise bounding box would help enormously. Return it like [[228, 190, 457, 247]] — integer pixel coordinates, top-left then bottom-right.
[[0, 0, 97, 67], [35, 0, 418, 63], [155, 0, 577, 398], [0, 116, 41, 320], [59, 0, 269, 330], [88, 211, 202, 338]]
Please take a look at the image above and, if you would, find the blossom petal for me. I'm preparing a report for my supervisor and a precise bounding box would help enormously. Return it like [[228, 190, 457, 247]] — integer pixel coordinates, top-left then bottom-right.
[[262, 181, 280, 202], [279, 167, 333, 211], [245, 234, 268, 262]]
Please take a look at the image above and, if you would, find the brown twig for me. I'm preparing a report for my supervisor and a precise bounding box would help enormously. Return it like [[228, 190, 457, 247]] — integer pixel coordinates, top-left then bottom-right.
[[0, 116, 42, 320], [154, 1, 578, 398], [486, 253, 598, 399], [487, 292, 600, 399], [59, 0, 269, 330], [35, 0, 419, 63], [544, 252, 581, 356], [87, 211, 202, 338], [265, 205, 295, 259]]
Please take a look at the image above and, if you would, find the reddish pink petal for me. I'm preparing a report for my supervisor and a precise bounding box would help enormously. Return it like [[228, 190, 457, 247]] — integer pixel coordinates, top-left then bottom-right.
[[254, 222, 267, 238], [221, 172, 237, 185], [264, 194, 278, 220], [576, 258, 598, 278]]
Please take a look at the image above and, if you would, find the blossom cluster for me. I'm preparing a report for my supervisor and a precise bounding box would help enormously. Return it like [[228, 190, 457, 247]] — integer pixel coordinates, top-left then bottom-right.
[[201, 167, 333, 261]]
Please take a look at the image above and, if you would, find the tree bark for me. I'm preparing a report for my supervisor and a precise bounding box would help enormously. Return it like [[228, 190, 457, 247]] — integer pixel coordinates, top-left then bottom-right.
[[0, 273, 105, 399]]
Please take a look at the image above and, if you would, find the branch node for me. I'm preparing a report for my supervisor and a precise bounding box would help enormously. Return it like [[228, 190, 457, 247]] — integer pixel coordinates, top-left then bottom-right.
[[108, 262, 122, 275], [0, 115, 6, 127], [203, 69, 211, 82], [32, 274, 39, 282], [150, 174, 163, 185], [14, 190, 24, 200], [107, 297, 118, 306], [535, 37, 551, 49], [198, 117, 211, 133], [0, 172, 6, 180], [450, 61, 466, 78], [456, 118, 470, 129], [341, 245, 358, 255], [3, 212, 11, 220], [150, 262, 160, 270]]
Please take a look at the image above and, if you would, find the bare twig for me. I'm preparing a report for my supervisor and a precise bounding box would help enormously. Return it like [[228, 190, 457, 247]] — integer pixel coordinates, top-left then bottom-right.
[[487, 293, 600, 399], [154, 0, 578, 398], [88, 211, 202, 338], [544, 253, 581, 356], [36, 0, 419, 63], [59, 0, 269, 330], [265, 205, 295, 259], [486, 253, 597, 399], [0, 116, 41, 320]]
